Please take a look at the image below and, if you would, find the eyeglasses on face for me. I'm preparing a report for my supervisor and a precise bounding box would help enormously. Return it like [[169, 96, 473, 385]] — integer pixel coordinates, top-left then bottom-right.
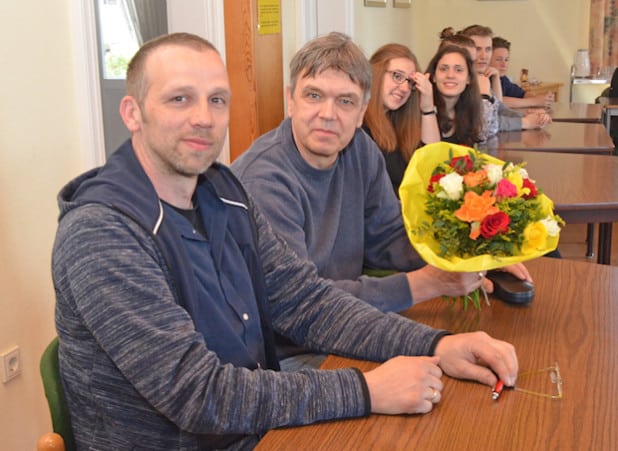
[[386, 70, 415, 89]]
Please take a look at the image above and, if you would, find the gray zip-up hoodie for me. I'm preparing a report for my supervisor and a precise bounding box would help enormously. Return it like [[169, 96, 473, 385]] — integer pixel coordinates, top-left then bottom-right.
[[52, 140, 447, 450]]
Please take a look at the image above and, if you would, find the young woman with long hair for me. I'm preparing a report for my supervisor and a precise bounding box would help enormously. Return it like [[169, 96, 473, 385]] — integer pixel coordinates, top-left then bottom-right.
[[363, 43, 440, 194]]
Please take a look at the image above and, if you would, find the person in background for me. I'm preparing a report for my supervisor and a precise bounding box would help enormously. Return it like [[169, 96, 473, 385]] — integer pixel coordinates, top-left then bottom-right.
[[362, 43, 440, 194], [437, 28, 498, 140], [457, 26, 504, 102], [232, 32, 531, 370], [52, 32, 520, 450], [435, 32, 562, 260], [491, 36, 555, 109], [460, 24, 552, 132], [426, 44, 485, 147]]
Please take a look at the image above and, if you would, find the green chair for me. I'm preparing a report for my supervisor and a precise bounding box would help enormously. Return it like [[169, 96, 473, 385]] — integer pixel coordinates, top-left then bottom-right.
[[39, 337, 75, 451], [362, 268, 396, 278]]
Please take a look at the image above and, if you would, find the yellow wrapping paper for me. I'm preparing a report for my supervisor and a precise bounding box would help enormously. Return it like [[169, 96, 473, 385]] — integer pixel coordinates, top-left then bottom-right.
[[399, 142, 560, 272]]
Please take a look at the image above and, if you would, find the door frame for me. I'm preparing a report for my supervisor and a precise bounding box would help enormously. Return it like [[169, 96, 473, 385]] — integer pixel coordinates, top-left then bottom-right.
[[69, 1, 105, 169]]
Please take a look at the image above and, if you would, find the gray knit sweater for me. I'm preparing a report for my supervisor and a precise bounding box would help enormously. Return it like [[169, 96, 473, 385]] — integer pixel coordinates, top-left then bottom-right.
[[232, 119, 424, 313]]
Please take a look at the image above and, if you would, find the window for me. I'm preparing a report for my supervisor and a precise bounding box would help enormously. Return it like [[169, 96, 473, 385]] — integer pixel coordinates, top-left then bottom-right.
[[97, 0, 140, 79]]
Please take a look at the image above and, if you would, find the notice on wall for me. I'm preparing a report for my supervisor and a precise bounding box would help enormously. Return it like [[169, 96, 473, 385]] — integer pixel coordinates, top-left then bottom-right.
[[257, 0, 280, 35]]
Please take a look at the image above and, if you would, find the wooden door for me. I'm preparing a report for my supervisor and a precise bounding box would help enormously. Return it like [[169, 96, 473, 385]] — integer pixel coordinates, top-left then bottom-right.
[[224, 0, 284, 161]]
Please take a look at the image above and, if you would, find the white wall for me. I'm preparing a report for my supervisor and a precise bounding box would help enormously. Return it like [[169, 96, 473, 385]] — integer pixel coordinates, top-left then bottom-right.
[[354, 2, 414, 57], [281, 0, 414, 110], [0, 1, 82, 449], [409, 0, 590, 101], [287, 0, 589, 102]]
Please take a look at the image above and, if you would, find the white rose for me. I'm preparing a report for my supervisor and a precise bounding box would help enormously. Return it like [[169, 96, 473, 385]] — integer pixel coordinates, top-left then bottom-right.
[[437, 172, 464, 200], [518, 167, 531, 180], [541, 216, 561, 237], [485, 163, 503, 185]]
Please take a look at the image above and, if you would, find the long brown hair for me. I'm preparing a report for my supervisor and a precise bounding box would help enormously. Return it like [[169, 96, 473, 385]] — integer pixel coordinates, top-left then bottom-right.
[[438, 27, 476, 52], [426, 45, 483, 146], [363, 43, 422, 162]]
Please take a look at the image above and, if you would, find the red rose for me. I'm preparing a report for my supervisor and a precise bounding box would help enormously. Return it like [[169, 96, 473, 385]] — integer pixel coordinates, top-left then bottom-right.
[[450, 155, 474, 174], [480, 211, 511, 239], [428, 173, 446, 192], [522, 178, 538, 199]]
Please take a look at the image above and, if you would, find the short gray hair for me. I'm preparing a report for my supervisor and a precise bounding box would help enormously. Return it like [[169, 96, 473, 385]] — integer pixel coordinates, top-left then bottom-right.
[[289, 32, 372, 103]]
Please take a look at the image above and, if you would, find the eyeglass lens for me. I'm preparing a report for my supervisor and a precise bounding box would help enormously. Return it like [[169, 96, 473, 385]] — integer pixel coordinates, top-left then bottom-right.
[[390, 71, 414, 88], [514, 363, 562, 399]]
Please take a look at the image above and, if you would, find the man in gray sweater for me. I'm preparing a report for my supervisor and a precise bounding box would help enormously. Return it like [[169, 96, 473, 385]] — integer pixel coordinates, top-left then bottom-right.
[[232, 32, 530, 368], [52, 32, 518, 450]]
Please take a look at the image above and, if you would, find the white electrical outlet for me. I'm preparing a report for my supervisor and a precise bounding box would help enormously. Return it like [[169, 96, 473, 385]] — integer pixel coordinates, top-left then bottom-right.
[[1, 346, 22, 383]]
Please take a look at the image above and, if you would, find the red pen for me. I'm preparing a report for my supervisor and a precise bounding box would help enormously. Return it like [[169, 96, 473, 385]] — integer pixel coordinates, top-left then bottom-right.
[[492, 379, 504, 400]]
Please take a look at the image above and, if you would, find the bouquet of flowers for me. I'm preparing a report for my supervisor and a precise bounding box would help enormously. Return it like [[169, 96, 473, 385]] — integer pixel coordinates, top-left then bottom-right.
[[399, 142, 563, 308]]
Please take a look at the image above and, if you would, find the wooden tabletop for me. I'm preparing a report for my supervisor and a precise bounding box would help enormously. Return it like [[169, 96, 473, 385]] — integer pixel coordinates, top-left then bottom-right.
[[496, 150, 618, 224], [484, 122, 614, 155], [547, 102, 603, 123], [256, 258, 618, 450], [521, 81, 563, 101], [495, 150, 618, 264], [512, 103, 602, 123]]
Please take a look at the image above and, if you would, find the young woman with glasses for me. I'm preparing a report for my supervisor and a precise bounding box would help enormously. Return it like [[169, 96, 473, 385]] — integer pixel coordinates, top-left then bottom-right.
[[363, 43, 440, 195]]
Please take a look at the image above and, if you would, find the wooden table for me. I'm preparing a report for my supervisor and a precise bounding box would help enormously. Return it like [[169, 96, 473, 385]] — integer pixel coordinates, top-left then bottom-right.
[[484, 122, 614, 155], [521, 81, 563, 101], [547, 102, 603, 123], [495, 150, 618, 264], [256, 258, 618, 450], [598, 97, 618, 131]]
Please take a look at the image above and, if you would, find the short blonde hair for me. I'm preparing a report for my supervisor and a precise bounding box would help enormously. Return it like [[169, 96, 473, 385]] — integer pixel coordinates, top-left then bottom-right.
[[126, 32, 218, 105]]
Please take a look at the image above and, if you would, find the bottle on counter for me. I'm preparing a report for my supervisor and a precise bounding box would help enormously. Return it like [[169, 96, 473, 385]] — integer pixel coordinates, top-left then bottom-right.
[[520, 68, 529, 84]]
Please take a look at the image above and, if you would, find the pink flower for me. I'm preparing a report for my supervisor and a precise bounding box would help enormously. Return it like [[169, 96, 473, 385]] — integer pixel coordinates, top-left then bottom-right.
[[494, 179, 518, 199]]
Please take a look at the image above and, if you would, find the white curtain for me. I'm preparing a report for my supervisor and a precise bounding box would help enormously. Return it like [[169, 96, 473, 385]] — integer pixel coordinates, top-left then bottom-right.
[[123, 0, 168, 44]]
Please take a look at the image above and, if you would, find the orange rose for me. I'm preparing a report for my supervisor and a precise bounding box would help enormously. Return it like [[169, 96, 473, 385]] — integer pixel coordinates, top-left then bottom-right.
[[463, 170, 488, 188], [455, 191, 499, 223]]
